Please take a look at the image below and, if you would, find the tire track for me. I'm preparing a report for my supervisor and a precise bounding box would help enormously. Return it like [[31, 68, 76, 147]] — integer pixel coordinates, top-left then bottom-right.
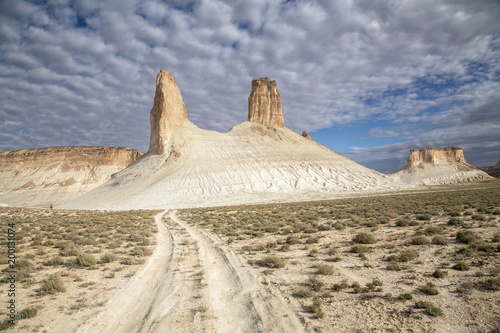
[[77, 209, 305, 333]]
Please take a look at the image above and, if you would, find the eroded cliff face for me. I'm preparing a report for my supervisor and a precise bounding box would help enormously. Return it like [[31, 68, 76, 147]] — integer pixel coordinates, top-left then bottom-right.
[[248, 78, 285, 128], [148, 70, 188, 154], [0, 146, 143, 207], [407, 147, 467, 167]]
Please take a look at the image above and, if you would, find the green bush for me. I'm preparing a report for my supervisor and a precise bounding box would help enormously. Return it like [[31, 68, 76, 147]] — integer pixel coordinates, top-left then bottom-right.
[[16, 307, 38, 320], [353, 232, 376, 244], [261, 255, 286, 268], [293, 288, 313, 298], [398, 293, 413, 300], [309, 276, 324, 291], [416, 214, 432, 221], [485, 278, 500, 291], [100, 253, 118, 263], [351, 244, 369, 254], [286, 235, 300, 245], [333, 280, 349, 291], [448, 217, 463, 226], [43, 256, 65, 266], [425, 226, 444, 235]]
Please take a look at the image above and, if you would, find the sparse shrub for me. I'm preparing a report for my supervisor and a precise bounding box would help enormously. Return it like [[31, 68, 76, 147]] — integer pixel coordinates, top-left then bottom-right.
[[76, 254, 96, 267], [420, 282, 439, 295], [425, 226, 444, 235], [432, 269, 448, 279], [293, 288, 313, 298], [39, 274, 66, 295], [448, 217, 463, 226], [286, 235, 300, 245], [470, 242, 495, 253], [100, 253, 118, 263], [396, 218, 410, 227], [492, 233, 500, 243], [351, 282, 362, 293], [333, 279, 349, 291], [457, 247, 472, 255], [16, 306, 38, 320], [43, 256, 65, 266], [432, 236, 449, 245], [308, 300, 324, 319], [415, 301, 443, 317], [417, 214, 432, 221], [386, 262, 402, 271], [309, 276, 324, 291], [398, 293, 413, 300], [472, 214, 486, 221], [261, 255, 286, 268], [398, 249, 419, 262], [351, 244, 369, 254], [279, 244, 290, 252], [485, 278, 500, 291], [353, 232, 376, 244], [453, 261, 470, 271], [411, 236, 430, 245], [456, 230, 478, 244], [306, 236, 319, 244], [315, 264, 334, 275], [130, 246, 152, 257]]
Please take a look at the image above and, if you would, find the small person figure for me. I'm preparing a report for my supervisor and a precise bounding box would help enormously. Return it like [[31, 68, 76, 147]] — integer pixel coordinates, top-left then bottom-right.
[[50, 204, 53, 209]]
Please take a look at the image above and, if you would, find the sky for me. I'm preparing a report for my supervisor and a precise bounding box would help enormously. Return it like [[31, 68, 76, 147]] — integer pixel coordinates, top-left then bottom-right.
[[0, 0, 499, 173]]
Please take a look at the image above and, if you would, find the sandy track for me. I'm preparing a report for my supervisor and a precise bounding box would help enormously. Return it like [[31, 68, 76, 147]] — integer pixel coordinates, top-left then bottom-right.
[[76, 210, 304, 333]]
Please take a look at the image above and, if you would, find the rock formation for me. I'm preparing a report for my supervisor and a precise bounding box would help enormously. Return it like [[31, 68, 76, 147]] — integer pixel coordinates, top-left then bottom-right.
[[0, 146, 143, 207], [407, 147, 466, 168], [391, 147, 491, 185], [148, 70, 188, 154], [302, 131, 312, 140], [248, 78, 285, 128]]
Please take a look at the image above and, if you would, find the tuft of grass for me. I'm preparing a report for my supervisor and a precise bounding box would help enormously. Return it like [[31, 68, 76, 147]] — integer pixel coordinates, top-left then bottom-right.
[[485, 278, 500, 291], [352, 232, 376, 244], [100, 253, 118, 263], [261, 255, 286, 268], [398, 293, 413, 300], [309, 276, 324, 291], [293, 288, 313, 298], [351, 244, 369, 254], [398, 249, 419, 262], [432, 236, 449, 245]]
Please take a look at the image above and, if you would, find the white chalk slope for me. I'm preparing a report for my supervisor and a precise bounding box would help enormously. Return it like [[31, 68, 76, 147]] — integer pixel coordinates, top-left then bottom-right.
[[64, 122, 406, 210]]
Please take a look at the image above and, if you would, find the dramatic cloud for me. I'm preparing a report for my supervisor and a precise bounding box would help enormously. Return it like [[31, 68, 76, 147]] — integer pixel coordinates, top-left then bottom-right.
[[1, 0, 499, 172]]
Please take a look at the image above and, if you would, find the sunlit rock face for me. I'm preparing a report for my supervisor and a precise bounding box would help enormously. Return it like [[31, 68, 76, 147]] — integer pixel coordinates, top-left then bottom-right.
[[407, 147, 467, 168], [148, 70, 188, 155], [248, 77, 285, 128]]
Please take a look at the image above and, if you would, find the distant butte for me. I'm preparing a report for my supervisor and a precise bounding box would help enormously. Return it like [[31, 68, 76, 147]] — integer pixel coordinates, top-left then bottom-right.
[[248, 77, 285, 128]]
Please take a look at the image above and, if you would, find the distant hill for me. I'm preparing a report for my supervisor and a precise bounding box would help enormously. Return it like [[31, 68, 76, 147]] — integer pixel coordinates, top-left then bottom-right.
[[479, 161, 500, 178]]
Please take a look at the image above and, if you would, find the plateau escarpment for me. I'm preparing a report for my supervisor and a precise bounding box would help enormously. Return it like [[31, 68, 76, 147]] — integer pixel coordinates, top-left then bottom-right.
[[392, 147, 491, 185], [0, 146, 143, 207]]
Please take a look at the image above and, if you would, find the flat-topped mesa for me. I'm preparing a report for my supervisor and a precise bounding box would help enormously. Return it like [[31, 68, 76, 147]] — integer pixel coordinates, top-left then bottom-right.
[[407, 147, 467, 167], [148, 70, 188, 154], [248, 77, 285, 128]]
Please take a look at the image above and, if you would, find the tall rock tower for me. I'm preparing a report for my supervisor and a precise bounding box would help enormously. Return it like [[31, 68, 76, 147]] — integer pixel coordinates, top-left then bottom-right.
[[148, 70, 188, 154], [248, 78, 285, 128]]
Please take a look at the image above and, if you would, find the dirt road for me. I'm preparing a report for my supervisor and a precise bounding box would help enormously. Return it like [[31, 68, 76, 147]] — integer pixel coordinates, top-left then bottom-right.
[[77, 210, 304, 333]]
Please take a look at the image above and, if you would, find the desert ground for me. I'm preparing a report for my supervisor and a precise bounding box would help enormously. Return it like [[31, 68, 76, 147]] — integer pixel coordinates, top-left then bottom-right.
[[1, 182, 499, 332]]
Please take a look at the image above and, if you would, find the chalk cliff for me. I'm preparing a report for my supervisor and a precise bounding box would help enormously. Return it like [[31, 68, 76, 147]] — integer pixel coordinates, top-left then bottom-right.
[[0, 146, 143, 207], [248, 78, 285, 128]]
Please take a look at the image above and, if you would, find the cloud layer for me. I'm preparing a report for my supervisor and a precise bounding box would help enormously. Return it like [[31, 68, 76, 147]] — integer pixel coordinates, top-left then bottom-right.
[[1, 0, 499, 172]]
